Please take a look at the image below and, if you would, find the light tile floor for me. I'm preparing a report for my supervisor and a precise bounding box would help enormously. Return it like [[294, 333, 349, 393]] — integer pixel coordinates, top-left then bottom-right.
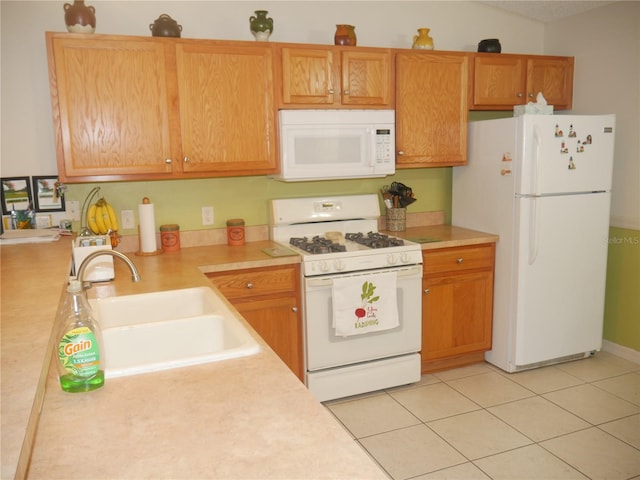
[[325, 352, 640, 480]]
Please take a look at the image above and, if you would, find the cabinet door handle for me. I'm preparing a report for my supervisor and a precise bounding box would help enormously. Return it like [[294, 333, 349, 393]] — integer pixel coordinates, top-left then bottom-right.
[[343, 89, 350, 95], [246, 282, 253, 289], [183, 156, 190, 163], [165, 158, 172, 164], [456, 258, 464, 264], [528, 92, 535, 98], [423, 288, 430, 294], [292, 306, 298, 313], [328, 89, 335, 94], [517, 92, 524, 98], [397, 150, 405, 156]]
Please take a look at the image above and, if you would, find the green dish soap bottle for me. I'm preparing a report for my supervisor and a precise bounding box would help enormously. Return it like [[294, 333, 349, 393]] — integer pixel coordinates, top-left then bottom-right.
[[56, 279, 105, 392]]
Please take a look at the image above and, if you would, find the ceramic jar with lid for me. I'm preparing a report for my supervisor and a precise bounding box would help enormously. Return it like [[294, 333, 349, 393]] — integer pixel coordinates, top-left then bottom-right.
[[478, 39, 501, 53], [249, 10, 273, 41], [334, 25, 357, 46], [226, 219, 245, 246], [150, 14, 182, 37], [63, 0, 96, 33], [412, 28, 434, 50]]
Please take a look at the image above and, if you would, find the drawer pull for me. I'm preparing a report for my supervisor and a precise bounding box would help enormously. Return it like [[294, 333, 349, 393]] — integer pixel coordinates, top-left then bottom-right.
[[423, 288, 430, 294], [456, 258, 464, 264], [292, 306, 298, 313], [165, 158, 172, 164], [184, 156, 191, 163], [246, 282, 254, 289]]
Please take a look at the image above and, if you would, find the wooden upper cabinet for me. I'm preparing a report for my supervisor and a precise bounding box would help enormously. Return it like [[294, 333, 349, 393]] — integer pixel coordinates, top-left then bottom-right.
[[46, 33, 277, 182], [395, 51, 468, 167], [47, 34, 176, 181], [470, 53, 574, 110], [527, 56, 574, 109], [278, 45, 393, 108], [471, 54, 527, 108], [175, 42, 277, 175]]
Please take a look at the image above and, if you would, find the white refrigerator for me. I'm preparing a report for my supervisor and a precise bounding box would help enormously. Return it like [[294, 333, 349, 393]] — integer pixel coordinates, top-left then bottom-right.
[[453, 114, 616, 372]]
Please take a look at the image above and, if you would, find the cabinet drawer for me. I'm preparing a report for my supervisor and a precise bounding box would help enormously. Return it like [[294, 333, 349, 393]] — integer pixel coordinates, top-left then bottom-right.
[[208, 266, 297, 300], [423, 244, 494, 275]]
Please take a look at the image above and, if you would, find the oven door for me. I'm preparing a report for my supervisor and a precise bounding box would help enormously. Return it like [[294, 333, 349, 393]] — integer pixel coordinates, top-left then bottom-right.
[[303, 265, 422, 371]]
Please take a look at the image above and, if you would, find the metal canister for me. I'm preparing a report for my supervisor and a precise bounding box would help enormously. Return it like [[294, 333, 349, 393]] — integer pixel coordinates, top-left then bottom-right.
[[226, 219, 245, 246], [160, 224, 180, 252]]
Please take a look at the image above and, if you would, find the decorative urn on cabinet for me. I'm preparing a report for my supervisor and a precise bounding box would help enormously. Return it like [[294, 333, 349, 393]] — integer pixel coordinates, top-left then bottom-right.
[[63, 0, 96, 33]]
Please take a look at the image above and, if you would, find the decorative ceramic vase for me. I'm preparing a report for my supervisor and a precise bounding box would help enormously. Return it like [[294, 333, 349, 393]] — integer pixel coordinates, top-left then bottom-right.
[[249, 10, 273, 41], [63, 0, 96, 33], [334, 24, 356, 46], [412, 28, 434, 50], [150, 14, 182, 37], [478, 38, 501, 53]]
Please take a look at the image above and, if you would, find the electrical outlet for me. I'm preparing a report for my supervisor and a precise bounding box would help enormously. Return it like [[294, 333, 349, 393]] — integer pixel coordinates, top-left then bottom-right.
[[66, 200, 81, 221], [121, 210, 135, 229], [201, 206, 214, 226]]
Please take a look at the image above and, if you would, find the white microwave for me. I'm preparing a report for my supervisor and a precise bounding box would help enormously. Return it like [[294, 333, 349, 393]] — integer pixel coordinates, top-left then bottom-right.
[[273, 109, 395, 182]]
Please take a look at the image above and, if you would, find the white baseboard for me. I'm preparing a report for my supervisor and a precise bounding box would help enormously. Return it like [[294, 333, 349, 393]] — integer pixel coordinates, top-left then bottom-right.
[[601, 339, 640, 365]]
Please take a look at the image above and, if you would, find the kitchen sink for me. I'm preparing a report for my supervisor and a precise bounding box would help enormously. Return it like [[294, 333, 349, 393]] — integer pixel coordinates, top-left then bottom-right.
[[88, 287, 260, 378]]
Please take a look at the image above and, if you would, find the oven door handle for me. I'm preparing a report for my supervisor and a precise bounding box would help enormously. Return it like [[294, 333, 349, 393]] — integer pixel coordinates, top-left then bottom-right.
[[305, 265, 422, 287]]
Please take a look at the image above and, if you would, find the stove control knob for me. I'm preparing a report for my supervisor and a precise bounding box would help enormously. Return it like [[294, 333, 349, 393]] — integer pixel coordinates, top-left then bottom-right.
[[386, 253, 398, 265], [334, 260, 346, 271], [400, 253, 411, 263], [319, 261, 330, 273]]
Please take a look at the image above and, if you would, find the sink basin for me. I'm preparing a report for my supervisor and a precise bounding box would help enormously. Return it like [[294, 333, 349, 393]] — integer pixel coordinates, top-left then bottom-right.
[[88, 287, 260, 378]]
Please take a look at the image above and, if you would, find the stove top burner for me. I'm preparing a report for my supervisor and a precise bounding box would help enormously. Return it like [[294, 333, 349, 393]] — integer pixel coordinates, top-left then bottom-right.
[[345, 232, 405, 248], [289, 232, 405, 255], [290, 236, 347, 254]]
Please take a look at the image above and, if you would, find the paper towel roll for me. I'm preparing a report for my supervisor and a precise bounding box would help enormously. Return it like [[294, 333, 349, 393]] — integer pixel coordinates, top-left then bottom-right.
[[138, 201, 157, 253]]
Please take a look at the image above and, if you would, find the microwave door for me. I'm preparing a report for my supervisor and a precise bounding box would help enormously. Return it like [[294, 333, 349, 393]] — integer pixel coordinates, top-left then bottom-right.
[[283, 125, 375, 180]]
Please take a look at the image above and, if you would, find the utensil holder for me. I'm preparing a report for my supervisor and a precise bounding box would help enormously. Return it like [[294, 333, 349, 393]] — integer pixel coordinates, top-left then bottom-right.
[[386, 207, 406, 231]]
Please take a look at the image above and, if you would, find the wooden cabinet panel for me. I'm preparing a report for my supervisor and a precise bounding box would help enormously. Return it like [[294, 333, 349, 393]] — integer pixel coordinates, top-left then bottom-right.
[[280, 47, 336, 105], [207, 265, 303, 380], [527, 57, 574, 109], [422, 270, 493, 360], [341, 50, 392, 106], [421, 243, 495, 372], [235, 296, 302, 380], [175, 43, 277, 175], [208, 266, 297, 300], [470, 53, 573, 110], [47, 33, 277, 182], [471, 55, 526, 107], [278, 45, 392, 108], [48, 35, 176, 180], [423, 244, 494, 275], [395, 51, 468, 167]]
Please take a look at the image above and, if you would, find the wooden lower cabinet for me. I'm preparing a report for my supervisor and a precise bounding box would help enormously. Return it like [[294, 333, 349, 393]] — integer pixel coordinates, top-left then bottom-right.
[[421, 244, 495, 373], [206, 265, 303, 380]]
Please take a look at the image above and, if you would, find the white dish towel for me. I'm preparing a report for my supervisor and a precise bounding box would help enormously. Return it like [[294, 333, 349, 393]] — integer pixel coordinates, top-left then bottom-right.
[[332, 271, 399, 337]]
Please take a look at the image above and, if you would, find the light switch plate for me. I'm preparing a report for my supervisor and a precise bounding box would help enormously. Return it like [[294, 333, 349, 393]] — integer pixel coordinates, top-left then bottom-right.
[[66, 200, 81, 221], [121, 210, 135, 229]]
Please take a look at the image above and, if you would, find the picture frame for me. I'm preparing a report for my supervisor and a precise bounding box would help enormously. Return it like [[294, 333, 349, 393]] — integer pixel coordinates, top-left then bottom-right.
[[1, 176, 33, 214], [32, 176, 65, 212]]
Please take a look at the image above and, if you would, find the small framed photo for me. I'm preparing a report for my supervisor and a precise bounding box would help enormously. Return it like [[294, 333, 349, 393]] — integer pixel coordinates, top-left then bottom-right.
[[1, 176, 33, 214], [32, 176, 65, 212]]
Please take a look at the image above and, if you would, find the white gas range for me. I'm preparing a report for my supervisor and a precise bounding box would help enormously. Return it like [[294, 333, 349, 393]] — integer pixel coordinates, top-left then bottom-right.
[[270, 194, 423, 402]]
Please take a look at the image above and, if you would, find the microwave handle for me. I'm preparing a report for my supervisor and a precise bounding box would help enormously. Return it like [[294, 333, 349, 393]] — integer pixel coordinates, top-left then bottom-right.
[[368, 128, 375, 167]]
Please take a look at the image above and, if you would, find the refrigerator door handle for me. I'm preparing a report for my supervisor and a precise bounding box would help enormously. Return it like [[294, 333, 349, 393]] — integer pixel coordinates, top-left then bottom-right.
[[532, 125, 542, 196], [529, 197, 540, 265]]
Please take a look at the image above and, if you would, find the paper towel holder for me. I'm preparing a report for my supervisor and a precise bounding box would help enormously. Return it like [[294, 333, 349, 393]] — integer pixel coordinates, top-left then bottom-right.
[[135, 196, 163, 256]]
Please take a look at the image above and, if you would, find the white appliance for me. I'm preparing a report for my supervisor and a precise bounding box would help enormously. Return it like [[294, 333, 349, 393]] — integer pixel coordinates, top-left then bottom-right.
[[270, 194, 422, 401], [274, 110, 395, 182], [453, 114, 616, 372]]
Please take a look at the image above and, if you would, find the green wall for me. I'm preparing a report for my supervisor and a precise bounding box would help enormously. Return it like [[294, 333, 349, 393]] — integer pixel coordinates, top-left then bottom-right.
[[65, 168, 452, 234], [604, 227, 640, 351]]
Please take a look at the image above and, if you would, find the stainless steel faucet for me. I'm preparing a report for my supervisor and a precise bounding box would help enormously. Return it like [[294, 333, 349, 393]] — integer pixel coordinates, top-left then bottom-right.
[[76, 250, 141, 289]]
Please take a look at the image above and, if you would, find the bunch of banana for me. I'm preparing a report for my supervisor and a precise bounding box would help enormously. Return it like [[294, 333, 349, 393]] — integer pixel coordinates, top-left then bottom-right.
[[87, 197, 119, 235]]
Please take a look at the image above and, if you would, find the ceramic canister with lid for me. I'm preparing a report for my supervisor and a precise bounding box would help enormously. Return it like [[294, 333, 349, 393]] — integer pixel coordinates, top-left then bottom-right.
[[160, 224, 180, 252], [226, 219, 245, 246]]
